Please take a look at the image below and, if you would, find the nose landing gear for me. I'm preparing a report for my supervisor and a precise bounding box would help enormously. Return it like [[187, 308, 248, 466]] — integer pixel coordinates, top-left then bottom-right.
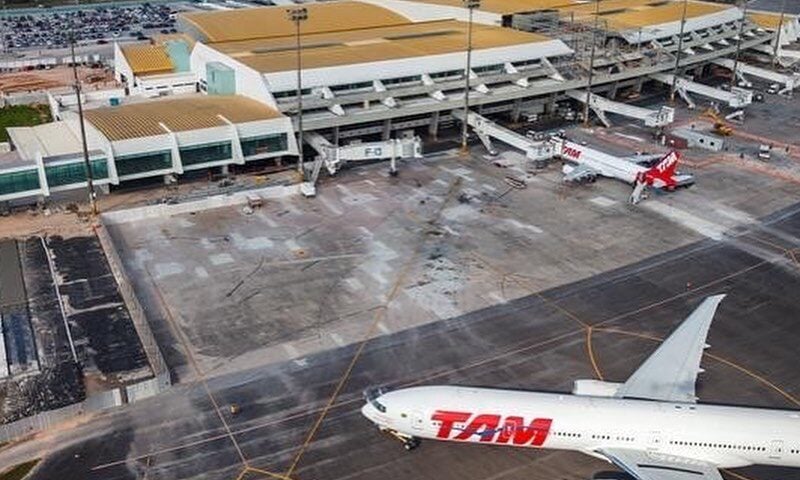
[[403, 437, 421, 451], [379, 427, 421, 451]]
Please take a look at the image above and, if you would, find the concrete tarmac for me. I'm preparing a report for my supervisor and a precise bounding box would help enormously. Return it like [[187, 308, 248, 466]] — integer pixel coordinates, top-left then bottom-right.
[[17, 202, 800, 480]]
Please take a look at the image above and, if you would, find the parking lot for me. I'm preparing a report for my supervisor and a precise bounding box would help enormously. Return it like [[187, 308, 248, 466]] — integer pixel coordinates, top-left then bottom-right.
[[0, 3, 177, 52]]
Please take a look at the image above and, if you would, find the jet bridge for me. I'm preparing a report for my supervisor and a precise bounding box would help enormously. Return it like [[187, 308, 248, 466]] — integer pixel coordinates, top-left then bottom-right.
[[649, 73, 753, 108], [452, 110, 555, 162], [565, 90, 675, 128], [301, 132, 423, 197], [712, 58, 798, 95]]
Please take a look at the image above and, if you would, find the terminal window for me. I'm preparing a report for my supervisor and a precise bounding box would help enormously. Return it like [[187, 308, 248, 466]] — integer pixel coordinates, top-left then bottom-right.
[[241, 134, 288, 157], [0, 169, 40, 196]]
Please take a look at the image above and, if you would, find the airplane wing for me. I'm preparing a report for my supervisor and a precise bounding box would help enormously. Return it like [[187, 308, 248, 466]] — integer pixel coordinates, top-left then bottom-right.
[[563, 164, 599, 183], [614, 295, 726, 403], [598, 448, 724, 480]]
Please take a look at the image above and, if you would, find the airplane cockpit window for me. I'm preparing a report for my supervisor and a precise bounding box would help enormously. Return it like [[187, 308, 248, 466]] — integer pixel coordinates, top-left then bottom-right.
[[364, 387, 389, 413]]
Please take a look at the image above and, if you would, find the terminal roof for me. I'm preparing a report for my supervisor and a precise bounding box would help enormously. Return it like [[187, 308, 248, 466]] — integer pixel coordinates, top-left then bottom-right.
[[180, 1, 410, 43], [7, 120, 105, 162], [120, 44, 175, 76], [84, 95, 283, 141], [409, 0, 730, 30], [208, 19, 551, 74]]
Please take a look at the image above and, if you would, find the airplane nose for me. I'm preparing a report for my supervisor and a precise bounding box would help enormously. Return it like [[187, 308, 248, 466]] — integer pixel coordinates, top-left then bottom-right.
[[361, 402, 379, 423]]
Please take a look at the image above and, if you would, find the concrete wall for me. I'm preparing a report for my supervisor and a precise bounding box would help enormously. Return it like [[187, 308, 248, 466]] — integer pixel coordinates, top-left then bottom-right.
[[100, 183, 299, 225], [136, 72, 198, 98]]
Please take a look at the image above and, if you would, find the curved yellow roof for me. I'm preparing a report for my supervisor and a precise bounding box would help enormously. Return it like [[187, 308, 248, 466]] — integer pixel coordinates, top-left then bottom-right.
[[121, 44, 174, 76], [179, 1, 411, 44], [409, 0, 730, 30], [85, 95, 283, 141], [210, 19, 550, 74]]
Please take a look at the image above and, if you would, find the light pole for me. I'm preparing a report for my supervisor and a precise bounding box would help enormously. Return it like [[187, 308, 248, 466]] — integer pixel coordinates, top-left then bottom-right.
[[772, 0, 786, 67], [730, 0, 749, 90], [70, 25, 97, 216], [461, 0, 479, 153], [670, 0, 689, 104], [582, 0, 600, 127], [287, 7, 308, 175]]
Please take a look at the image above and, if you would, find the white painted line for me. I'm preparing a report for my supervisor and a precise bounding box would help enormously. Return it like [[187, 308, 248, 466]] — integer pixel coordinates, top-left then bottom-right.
[[209, 253, 235, 266], [261, 215, 278, 228], [377, 322, 391, 335], [488, 291, 507, 304], [590, 196, 616, 208], [614, 132, 645, 143], [442, 225, 461, 237], [482, 183, 497, 192], [283, 343, 299, 358], [643, 202, 726, 240], [345, 277, 364, 292], [330, 333, 346, 347], [0, 314, 8, 379], [505, 218, 543, 235], [318, 196, 343, 216]]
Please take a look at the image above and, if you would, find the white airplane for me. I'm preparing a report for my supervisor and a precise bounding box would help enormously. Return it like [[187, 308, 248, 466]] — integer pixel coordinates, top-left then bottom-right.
[[362, 295, 800, 480], [558, 140, 695, 204]]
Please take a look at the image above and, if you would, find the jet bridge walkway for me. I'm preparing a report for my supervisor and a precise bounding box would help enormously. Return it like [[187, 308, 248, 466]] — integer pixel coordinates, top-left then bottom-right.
[[565, 90, 675, 128], [301, 132, 423, 197], [712, 58, 798, 94], [452, 110, 555, 161], [650, 73, 753, 108]]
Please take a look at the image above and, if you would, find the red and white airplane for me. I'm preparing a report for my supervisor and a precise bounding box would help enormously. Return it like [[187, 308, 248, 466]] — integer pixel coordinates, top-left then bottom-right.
[[558, 140, 694, 204], [362, 295, 800, 480]]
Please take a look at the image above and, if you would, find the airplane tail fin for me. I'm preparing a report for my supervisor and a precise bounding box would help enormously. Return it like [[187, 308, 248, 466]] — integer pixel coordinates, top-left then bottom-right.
[[646, 150, 680, 182]]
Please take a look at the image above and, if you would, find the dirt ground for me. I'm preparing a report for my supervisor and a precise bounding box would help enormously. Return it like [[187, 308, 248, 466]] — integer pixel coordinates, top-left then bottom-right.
[[0, 66, 117, 94]]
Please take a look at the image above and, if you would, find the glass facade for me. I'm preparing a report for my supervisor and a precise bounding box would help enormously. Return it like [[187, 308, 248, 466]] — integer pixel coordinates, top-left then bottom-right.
[[45, 159, 109, 188], [0, 169, 40, 196], [240, 134, 288, 157], [115, 151, 172, 177], [180, 141, 232, 167]]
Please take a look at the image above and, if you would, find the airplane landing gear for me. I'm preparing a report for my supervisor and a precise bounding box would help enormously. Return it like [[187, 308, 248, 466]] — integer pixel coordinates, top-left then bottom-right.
[[380, 427, 421, 451], [403, 437, 421, 451]]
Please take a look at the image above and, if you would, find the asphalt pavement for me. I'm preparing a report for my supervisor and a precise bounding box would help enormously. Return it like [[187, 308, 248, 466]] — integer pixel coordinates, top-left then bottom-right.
[[13, 201, 800, 480]]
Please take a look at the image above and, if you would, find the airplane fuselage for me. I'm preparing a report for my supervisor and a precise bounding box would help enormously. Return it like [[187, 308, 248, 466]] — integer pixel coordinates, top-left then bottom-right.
[[362, 385, 800, 469]]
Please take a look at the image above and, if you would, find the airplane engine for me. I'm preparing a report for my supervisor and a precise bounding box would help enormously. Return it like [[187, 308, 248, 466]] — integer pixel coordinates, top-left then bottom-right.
[[572, 379, 623, 397]]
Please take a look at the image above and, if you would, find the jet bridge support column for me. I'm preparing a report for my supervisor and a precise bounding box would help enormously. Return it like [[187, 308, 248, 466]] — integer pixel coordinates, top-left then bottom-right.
[[429, 111, 440, 139], [511, 98, 523, 123], [382, 119, 392, 141]]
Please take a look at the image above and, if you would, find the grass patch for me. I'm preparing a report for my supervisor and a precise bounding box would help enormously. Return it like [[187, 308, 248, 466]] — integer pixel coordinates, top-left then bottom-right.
[[0, 460, 40, 480], [0, 105, 51, 142]]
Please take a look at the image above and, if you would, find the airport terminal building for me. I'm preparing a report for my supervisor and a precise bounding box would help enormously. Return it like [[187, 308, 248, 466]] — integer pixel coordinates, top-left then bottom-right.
[[1, 0, 798, 203]]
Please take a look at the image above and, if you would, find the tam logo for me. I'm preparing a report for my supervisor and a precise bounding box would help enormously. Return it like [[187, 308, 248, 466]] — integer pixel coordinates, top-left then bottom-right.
[[656, 152, 678, 172], [562, 146, 582, 160], [431, 411, 552, 446]]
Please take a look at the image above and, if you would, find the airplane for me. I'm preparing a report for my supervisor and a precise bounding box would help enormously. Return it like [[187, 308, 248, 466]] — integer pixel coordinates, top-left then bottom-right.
[[558, 140, 695, 204], [362, 294, 800, 480]]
